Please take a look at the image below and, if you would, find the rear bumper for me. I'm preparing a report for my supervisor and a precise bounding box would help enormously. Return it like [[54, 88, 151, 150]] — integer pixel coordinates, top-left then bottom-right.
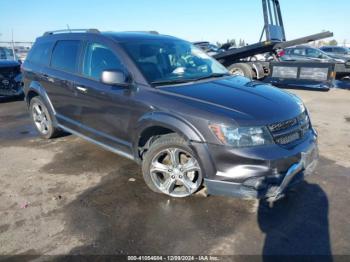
[[195, 129, 319, 201]]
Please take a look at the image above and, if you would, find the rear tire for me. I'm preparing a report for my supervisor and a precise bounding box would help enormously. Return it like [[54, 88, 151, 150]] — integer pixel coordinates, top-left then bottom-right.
[[142, 134, 203, 198], [228, 63, 254, 79], [29, 96, 61, 139]]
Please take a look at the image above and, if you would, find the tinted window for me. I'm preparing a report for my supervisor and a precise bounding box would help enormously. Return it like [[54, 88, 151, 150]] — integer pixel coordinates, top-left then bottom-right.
[[82, 43, 124, 80], [322, 47, 332, 52], [334, 47, 348, 54], [306, 48, 322, 58], [27, 42, 53, 65], [51, 40, 80, 73], [122, 39, 227, 83], [290, 48, 305, 56]]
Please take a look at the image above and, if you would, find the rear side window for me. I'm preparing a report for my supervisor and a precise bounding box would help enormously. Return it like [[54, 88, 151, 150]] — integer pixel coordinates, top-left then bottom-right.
[[51, 40, 80, 73], [27, 42, 53, 65]]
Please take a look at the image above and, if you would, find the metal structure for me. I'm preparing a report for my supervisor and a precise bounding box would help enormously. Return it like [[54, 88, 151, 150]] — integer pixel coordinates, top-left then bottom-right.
[[260, 0, 286, 42], [211, 0, 345, 90]]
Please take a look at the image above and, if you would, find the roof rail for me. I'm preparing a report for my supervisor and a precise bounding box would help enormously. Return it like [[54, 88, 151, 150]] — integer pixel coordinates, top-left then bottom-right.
[[43, 29, 100, 36], [123, 31, 159, 35]]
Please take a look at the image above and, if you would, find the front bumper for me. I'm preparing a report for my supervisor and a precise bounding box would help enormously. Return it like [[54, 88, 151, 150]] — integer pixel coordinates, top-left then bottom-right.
[[0, 78, 23, 97], [197, 130, 319, 201]]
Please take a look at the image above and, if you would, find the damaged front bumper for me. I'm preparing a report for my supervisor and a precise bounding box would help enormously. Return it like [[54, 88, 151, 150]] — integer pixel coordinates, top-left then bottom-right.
[[201, 130, 319, 202]]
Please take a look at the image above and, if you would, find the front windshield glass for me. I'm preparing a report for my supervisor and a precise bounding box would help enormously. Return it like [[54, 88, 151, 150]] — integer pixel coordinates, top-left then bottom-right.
[[0, 47, 15, 60], [121, 39, 229, 85]]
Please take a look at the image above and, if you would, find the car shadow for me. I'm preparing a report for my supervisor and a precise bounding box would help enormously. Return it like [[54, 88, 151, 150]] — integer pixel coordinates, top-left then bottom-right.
[[258, 181, 332, 262]]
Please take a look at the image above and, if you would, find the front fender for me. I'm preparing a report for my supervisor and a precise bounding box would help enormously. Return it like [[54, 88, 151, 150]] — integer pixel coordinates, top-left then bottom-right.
[[133, 112, 216, 178], [134, 111, 205, 144]]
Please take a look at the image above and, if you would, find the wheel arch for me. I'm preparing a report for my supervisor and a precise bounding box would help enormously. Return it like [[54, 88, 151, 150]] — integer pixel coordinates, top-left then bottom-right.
[[25, 82, 58, 127], [133, 112, 205, 161]]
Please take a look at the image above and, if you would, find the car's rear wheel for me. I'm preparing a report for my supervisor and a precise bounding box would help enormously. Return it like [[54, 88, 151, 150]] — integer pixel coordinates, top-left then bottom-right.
[[29, 96, 60, 139], [142, 134, 203, 198]]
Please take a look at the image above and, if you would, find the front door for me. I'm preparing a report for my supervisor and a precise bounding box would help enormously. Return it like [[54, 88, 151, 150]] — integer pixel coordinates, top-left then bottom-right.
[[74, 41, 135, 153]]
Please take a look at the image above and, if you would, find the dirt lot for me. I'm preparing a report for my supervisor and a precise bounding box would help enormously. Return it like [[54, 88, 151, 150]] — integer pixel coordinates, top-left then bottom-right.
[[0, 89, 350, 259]]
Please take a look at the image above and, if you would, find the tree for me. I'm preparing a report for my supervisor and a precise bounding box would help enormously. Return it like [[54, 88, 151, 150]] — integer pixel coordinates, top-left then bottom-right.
[[328, 39, 338, 46]]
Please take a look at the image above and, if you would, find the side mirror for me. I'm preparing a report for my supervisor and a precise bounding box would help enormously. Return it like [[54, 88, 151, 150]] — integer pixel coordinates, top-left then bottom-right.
[[101, 70, 130, 87]]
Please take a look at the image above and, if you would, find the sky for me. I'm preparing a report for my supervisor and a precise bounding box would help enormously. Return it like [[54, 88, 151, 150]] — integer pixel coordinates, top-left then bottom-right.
[[0, 0, 349, 45]]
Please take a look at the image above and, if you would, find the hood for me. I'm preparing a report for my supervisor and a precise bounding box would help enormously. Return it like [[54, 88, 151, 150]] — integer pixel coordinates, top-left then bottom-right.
[[161, 76, 304, 124], [0, 60, 20, 68]]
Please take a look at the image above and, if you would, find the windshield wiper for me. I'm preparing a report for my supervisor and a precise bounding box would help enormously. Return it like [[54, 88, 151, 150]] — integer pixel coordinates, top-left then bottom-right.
[[192, 73, 231, 81], [151, 79, 195, 86], [151, 73, 230, 87]]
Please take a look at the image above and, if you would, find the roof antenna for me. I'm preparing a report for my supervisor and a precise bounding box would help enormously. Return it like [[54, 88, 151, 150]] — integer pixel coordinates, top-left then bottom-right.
[[66, 24, 72, 33]]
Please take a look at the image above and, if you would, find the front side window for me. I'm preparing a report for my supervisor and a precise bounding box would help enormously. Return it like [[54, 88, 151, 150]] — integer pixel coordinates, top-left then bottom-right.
[[121, 39, 228, 84], [51, 40, 80, 73], [82, 42, 124, 80]]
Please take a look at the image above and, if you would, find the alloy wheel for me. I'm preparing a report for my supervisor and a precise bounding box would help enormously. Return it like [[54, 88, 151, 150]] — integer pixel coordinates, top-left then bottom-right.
[[32, 103, 50, 135], [149, 147, 202, 197]]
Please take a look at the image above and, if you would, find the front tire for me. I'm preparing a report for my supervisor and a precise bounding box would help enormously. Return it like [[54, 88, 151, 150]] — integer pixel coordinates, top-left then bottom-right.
[[29, 96, 60, 139], [142, 134, 203, 198]]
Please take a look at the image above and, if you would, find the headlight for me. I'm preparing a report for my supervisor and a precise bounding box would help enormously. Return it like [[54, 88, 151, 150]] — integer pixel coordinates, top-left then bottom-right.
[[209, 124, 273, 147]]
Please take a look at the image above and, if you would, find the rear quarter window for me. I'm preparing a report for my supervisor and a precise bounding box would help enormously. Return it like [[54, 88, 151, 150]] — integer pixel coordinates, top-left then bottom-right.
[[51, 40, 80, 73], [26, 41, 53, 65]]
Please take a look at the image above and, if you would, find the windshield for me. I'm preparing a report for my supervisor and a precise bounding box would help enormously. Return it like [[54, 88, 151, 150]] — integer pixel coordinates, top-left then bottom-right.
[[0, 47, 16, 61], [336, 47, 350, 54], [121, 39, 229, 85], [306, 48, 331, 59]]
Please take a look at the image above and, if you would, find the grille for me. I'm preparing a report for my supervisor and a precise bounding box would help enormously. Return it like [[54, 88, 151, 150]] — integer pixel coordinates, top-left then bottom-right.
[[268, 112, 311, 145]]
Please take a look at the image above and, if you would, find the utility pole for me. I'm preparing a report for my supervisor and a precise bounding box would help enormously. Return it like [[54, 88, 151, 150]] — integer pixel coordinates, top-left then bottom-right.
[[11, 29, 16, 61]]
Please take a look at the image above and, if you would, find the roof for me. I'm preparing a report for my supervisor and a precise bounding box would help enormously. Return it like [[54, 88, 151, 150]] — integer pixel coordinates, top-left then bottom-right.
[[102, 31, 181, 42], [39, 29, 181, 43]]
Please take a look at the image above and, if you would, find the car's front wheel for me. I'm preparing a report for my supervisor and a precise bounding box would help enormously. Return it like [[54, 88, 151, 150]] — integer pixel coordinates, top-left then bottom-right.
[[142, 134, 203, 198]]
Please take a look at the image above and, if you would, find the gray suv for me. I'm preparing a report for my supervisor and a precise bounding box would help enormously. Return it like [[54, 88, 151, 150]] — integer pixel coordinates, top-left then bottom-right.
[[22, 29, 319, 202]]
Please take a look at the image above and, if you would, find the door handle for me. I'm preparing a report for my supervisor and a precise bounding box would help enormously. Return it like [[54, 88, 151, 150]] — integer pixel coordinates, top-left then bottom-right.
[[43, 74, 55, 83], [76, 86, 88, 93]]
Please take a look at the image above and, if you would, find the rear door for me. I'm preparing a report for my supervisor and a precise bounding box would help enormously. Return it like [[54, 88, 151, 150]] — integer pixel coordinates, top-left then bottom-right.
[[43, 40, 83, 125]]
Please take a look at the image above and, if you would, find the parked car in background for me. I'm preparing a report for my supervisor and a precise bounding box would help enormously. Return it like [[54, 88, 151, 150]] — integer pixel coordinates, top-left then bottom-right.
[[320, 46, 350, 60], [279, 45, 350, 80], [22, 29, 318, 202], [280, 45, 345, 63], [0, 47, 21, 62], [0, 60, 23, 97]]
